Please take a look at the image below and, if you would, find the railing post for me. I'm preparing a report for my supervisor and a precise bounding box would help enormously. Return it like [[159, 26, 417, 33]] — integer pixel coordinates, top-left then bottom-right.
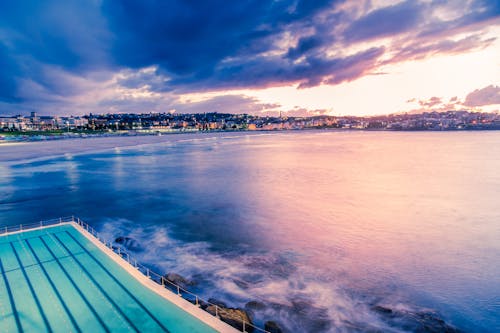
[[117, 247, 121, 255], [59, 217, 62, 224], [4, 226, 7, 234], [40, 221, 43, 227], [195, 296, 199, 307], [177, 286, 181, 296], [146, 268, 150, 278], [20, 224, 22, 231], [215, 305, 218, 318], [161, 277, 165, 286], [134, 259, 137, 268]]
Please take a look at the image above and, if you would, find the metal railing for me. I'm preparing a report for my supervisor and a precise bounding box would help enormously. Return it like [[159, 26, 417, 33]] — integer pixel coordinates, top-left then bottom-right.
[[0, 216, 270, 333], [0, 216, 75, 235]]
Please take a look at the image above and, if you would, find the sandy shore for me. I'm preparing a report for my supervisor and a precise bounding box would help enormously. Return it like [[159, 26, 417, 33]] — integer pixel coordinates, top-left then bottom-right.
[[0, 131, 261, 164]]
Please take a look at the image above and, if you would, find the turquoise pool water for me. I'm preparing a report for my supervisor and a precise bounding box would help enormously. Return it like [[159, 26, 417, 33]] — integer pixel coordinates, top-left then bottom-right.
[[0, 224, 218, 333]]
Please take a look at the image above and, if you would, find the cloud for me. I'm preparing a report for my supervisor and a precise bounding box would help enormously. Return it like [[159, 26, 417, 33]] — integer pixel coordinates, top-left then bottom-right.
[[419, 97, 442, 108], [0, 42, 21, 102], [96, 0, 500, 93], [464, 85, 500, 106], [0, 0, 499, 115], [385, 34, 496, 64], [344, 1, 423, 42], [0, 0, 110, 106], [173, 94, 281, 114], [403, 84, 500, 114]]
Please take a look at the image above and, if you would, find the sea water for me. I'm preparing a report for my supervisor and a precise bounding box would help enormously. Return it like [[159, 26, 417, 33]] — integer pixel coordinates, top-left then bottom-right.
[[1, 131, 499, 332]]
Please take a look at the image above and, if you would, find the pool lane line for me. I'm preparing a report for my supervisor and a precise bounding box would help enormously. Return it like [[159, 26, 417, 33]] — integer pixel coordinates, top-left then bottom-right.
[[24, 238, 82, 333], [44, 233, 141, 333], [36, 235, 111, 333], [16, 236, 75, 333], [0, 258, 23, 333], [41, 233, 133, 333], [61, 230, 172, 333], [9, 241, 52, 332], [1, 253, 74, 274]]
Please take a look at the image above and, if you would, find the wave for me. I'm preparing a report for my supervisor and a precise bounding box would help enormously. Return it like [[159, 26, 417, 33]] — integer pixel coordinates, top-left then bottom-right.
[[95, 218, 461, 333]]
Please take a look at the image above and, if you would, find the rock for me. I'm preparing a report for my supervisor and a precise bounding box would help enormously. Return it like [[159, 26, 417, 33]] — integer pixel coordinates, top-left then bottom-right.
[[371, 305, 463, 333], [206, 305, 254, 333], [114, 236, 142, 252], [264, 321, 283, 333], [115, 236, 125, 243], [164, 272, 195, 289], [414, 311, 462, 333], [270, 299, 331, 331], [244, 256, 296, 279], [245, 300, 266, 311], [233, 278, 250, 289], [207, 298, 227, 308], [372, 305, 393, 315]]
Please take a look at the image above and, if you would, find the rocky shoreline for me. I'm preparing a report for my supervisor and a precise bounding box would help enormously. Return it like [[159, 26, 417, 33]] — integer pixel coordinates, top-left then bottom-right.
[[114, 237, 464, 333]]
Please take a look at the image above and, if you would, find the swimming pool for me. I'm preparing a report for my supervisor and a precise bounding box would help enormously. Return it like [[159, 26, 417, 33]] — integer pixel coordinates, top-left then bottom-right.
[[0, 224, 233, 333]]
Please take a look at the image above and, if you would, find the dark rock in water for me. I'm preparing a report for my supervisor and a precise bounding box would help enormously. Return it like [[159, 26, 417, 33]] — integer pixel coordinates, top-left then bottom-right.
[[244, 256, 296, 279], [206, 305, 253, 332], [115, 236, 125, 243], [164, 272, 195, 289], [413, 311, 462, 333], [270, 299, 331, 332], [245, 300, 266, 311], [114, 236, 142, 252], [207, 298, 227, 309], [372, 305, 393, 315], [264, 321, 283, 333], [233, 278, 250, 289], [371, 305, 463, 333]]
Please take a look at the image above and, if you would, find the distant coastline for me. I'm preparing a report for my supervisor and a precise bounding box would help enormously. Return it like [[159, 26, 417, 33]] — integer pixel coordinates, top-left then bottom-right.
[[2, 122, 500, 144], [1, 110, 500, 143]]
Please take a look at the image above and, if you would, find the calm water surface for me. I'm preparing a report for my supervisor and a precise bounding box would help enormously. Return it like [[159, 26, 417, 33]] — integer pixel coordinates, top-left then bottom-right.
[[1, 131, 499, 332]]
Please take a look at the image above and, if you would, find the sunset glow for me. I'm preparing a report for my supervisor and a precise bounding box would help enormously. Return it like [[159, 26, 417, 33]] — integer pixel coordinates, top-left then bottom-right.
[[0, 1, 499, 116]]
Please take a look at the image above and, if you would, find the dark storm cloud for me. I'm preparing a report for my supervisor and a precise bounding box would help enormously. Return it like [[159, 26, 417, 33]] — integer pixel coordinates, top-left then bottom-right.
[[102, 1, 337, 74], [344, 1, 423, 42], [0, 0, 109, 106], [0, 0, 499, 115], [0, 42, 21, 102], [0, 1, 109, 69], [101, 0, 343, 89], [101, 0, 499, 92]]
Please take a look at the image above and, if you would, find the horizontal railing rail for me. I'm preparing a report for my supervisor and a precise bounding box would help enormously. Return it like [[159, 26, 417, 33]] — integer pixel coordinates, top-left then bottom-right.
[[1, 216, 270, 333], [0, 216, 75, 235]]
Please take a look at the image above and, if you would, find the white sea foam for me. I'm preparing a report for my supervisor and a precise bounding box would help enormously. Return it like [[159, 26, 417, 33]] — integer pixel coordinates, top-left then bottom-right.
[[96, 218, 420, 332]]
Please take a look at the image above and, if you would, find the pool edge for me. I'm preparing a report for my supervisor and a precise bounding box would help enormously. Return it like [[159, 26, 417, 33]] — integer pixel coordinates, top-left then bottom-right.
[[71, 222, 240, 333]]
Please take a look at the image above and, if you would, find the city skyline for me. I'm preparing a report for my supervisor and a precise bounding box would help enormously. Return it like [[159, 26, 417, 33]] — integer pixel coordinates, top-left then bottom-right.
[[0, 1, 499, 117]]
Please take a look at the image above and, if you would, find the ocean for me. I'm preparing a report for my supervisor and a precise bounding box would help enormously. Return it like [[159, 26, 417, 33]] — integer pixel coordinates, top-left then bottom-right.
[[1, 130, 499, 332]]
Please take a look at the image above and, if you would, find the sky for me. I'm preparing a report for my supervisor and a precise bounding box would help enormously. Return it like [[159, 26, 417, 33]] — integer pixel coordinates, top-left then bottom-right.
[[0, 0, 499, 117]]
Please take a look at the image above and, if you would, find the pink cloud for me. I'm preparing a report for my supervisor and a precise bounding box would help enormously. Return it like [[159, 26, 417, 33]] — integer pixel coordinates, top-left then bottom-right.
[[464, 85, 500, 107]]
